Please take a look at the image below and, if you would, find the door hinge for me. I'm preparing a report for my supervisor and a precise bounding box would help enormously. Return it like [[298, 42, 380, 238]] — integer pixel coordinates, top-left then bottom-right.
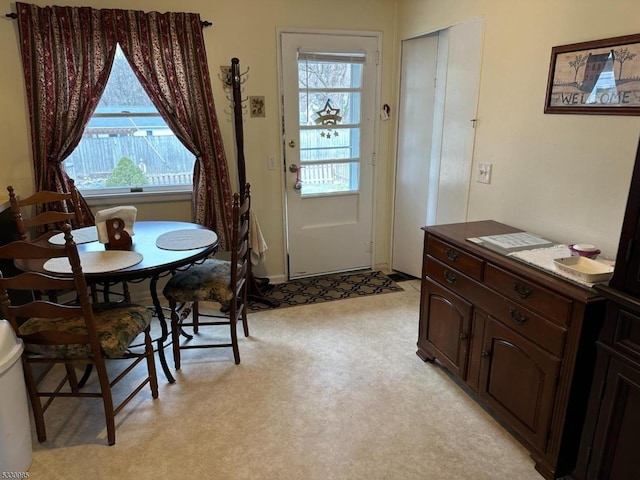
[[371, 152, 376, 165], [375, 50, 380, 66], [366, 241, 373, 253]]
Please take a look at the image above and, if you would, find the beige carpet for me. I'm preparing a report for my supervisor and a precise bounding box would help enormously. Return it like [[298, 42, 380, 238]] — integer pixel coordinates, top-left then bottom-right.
[[25, 280, 542, 479]]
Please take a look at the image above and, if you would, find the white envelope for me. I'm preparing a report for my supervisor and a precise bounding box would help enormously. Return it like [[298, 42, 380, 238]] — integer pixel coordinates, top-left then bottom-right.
[[95, 206, 137, 244]]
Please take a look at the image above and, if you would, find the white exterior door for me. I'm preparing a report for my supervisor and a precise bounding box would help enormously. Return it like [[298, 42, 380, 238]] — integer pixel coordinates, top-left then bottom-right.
[[280, 32, 379, 279]]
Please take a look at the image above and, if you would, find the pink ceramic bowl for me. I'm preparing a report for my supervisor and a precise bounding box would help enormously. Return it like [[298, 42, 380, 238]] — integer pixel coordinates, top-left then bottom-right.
[[569, 244, 601, 259]]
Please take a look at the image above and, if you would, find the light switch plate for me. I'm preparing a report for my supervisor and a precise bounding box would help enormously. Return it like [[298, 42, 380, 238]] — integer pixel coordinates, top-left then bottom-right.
[[477, 163, 492, 184]]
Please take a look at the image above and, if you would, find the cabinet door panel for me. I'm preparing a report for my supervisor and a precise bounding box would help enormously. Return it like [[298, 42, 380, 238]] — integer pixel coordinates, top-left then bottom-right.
[[480, 317, 560, 452], [588, 356, 640, 480], [419, 278, 471, 379]]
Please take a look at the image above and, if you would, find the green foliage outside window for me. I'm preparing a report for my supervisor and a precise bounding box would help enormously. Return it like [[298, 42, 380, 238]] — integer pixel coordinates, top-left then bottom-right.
[[104, 156, 149, 187]]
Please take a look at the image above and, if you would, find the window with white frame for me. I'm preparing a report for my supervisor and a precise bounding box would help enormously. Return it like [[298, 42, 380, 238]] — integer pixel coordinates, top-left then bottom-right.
[[64, 44, 195, 195]]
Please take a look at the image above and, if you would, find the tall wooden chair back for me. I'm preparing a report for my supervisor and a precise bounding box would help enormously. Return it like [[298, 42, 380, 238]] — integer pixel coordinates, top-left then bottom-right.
[[7, 182, 130, 303], [7, 179, 84, 241], [163, 183, 251, 368], [0, 224, 158, 445]]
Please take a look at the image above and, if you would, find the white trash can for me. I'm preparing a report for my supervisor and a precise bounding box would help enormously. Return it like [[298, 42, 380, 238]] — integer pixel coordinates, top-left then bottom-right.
[[0, 319, 32, 473]]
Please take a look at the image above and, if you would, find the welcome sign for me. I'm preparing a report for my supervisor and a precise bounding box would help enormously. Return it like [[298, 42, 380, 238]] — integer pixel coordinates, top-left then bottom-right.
[[544, 33, 640, 115]]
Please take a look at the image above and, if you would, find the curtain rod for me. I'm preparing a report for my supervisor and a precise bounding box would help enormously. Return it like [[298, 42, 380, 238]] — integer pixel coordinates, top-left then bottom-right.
[[5, 12, 212, 27]]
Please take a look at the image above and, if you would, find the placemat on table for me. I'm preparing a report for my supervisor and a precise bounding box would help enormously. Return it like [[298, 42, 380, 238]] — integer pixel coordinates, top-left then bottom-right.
[[156, 229, 217, 250], [44, 251, 143, 274], [48, 226, 98, 245]]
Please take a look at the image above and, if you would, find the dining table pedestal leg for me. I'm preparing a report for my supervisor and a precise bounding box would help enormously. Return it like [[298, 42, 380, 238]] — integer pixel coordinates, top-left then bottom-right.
[[150, 274, 176, 384]]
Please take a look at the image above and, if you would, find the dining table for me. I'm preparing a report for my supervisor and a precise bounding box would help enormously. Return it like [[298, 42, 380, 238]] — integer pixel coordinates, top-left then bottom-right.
[[19, 220, 219, 383]]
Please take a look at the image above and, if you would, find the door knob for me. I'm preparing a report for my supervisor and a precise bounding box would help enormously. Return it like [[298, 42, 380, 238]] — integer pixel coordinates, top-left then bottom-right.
[[289, 164, 300, 173], [288, 140, 296, 148]]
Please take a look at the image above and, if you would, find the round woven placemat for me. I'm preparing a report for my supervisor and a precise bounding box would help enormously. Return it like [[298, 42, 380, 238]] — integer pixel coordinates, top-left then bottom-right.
[[156, 229, 218, 250], [43, 251, 143, 274], [48, 226, 99, 245]]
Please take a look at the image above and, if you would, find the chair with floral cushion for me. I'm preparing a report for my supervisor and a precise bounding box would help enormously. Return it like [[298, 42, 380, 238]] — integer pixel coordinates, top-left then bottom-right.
[[0, 224, 158, 445], [163, 184, 251, 368]]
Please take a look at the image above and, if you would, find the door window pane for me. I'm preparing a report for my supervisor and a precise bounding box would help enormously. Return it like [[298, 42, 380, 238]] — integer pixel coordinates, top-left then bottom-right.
[[297, 52, 364, 196], [300, 128, 360, 162], [300, 162, 359, 195]]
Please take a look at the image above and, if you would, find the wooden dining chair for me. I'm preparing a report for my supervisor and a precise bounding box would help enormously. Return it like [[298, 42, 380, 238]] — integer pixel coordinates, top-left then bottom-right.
[[7, 180, 84, 241], [0, 224, 158, 445], [163, 184, 251, 368], [7, 183, 130, 303]]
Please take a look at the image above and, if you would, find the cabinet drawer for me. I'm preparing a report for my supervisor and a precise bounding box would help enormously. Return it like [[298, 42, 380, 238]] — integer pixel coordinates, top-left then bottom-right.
[[426, 255, 481, 299], [485, 263, 572, 326], [427, 236, 484, 281], [489, 294, 566, 358]]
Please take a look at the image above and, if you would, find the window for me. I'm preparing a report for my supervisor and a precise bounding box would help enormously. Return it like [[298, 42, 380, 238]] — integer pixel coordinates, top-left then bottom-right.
[[65, 45, 194, 195], [297, 51, 365, 196]]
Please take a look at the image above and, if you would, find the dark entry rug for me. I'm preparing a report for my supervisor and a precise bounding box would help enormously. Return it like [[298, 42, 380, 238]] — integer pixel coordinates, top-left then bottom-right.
[[248, 270, 404, 312]]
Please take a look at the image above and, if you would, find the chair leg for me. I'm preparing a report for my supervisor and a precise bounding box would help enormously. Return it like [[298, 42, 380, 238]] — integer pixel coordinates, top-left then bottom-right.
[[170, 299, 182, 370], [65, 363, 80, 393], [122, 281, 131, 303], [241, 305, 249, 338], [144, 327, 159, 398], [192, 300, 199, 334], [93, 356, 116, 445], [230, 316, 240, 365], [21, 356, 47, 442]]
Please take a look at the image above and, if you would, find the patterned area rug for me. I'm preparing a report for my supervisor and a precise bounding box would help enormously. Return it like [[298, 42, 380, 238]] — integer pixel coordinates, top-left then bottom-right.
[[248, 270, 403, 311]]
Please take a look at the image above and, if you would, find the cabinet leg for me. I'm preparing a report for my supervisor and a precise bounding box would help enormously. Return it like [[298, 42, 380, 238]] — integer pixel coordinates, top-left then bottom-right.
[[416, 348, 435, 362]]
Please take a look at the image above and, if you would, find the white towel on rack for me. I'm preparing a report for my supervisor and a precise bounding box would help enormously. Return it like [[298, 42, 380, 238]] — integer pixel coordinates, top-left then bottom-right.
[[250, 211, 268, 266], [95, 206, 137, 244]]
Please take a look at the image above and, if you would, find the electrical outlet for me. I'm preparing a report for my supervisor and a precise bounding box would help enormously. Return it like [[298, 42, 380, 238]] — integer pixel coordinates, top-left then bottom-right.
[[477, 163, 492, 184], [267, 156, 277, 170]]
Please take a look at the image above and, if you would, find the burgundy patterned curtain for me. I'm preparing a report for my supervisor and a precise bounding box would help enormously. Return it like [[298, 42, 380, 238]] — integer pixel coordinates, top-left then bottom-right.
[[16, 2, 116, 225], [16, 4, 232, 248], [113, 10, 232, 248]]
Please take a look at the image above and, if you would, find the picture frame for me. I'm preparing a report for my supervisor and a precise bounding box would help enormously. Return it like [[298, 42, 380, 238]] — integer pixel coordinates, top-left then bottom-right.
[[544, 33, 640, 115]]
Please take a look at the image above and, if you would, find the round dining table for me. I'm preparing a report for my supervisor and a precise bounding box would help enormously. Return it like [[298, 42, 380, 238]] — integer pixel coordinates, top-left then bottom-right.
[[20, 220, 219, 383]]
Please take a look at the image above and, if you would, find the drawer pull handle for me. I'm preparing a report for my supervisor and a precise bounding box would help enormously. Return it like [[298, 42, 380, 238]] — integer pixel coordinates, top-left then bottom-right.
[[509, 308, 528, 325], [513, 282, 532, 299], [444, 270, 457, 284], [480, 350, 491, 358], [445, 248, 459, 262], [459, 333, 468, 341]]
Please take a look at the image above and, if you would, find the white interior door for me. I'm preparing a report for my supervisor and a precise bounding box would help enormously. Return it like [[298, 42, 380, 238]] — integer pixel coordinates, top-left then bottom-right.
[[392, 19, 483, 278], [436, 18, 483, 224], [280, 32, 379, 279], [392, 34, 439, 278]]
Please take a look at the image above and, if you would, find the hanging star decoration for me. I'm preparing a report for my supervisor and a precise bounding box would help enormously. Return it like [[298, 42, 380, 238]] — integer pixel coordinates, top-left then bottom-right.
[[314, 99, 342, 138]]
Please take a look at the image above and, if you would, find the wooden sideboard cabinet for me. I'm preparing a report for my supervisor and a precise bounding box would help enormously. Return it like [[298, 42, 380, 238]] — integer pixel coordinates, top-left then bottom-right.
[[417, 220, 605, 479]]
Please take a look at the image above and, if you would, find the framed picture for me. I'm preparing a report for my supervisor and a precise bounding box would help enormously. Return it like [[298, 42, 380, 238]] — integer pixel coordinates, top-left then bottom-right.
[[544, 33, 640, 115]]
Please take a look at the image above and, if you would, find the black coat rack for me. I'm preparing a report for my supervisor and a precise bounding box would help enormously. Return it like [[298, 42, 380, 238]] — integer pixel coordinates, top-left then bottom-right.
[[229, 58, 276, 307]]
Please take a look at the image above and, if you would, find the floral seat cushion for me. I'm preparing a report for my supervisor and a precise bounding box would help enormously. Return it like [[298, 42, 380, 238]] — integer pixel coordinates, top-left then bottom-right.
[[19, 303, 152, 358], [162, 258, 233, 304]]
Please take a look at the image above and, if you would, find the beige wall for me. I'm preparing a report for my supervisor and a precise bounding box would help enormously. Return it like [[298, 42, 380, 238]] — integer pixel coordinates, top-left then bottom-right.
[[4, 0, 639, 278], [0, 0, 397, 280], [395, 0, 640, 257]]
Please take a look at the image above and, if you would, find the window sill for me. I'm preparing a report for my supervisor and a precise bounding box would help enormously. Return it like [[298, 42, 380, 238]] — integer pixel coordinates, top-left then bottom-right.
[[83, 189, 192, 208]]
